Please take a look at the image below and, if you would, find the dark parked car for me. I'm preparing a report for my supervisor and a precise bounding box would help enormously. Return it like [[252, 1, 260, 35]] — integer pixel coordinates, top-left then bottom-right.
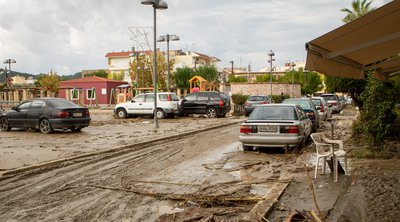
[[0, 98, 91, 134], [282, 98, 319, 132], [239, 104, 312, 151], [244, 95, 271, 116], [179, 91, 231, 118]]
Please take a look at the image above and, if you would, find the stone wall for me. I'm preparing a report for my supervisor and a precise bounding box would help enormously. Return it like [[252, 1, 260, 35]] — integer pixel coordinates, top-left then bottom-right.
[[230, 82, 302, 97]]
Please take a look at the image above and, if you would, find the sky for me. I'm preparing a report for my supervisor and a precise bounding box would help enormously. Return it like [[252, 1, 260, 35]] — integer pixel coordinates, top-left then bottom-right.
[[0, 0, 388, 76]]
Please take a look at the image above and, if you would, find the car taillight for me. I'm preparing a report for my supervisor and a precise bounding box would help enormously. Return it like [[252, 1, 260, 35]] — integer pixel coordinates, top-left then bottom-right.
[[261, 101, 270, 104], [219, 100, 224, 107], [320, 104, 325, 112], [240, 125, 254, 133], [58, 111, 70, 118], [167, 94, 171, 101], [331, 102, 337, 106], [84, 110, 90, 117], [281, 126, 299, 134]]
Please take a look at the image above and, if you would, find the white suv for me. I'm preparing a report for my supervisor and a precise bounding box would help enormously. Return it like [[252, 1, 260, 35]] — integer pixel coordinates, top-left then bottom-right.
[[114, 92, 179, 119]]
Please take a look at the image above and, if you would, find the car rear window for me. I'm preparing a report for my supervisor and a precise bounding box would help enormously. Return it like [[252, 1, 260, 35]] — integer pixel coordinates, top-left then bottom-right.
[[249, 106, 297, 120], [321, 95, 336, 100], [282, 100, 312, 109], [48, 99, 79, 108], [159, 93, 179, 101], [311, 99, 322, 106], [248, 96, 266, 101]]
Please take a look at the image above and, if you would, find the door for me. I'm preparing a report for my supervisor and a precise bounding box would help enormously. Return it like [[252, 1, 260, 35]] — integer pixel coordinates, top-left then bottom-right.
[[195, 92, 209, 114], [8, 101, 31, 127], [142, 94, 155, 114], [26, 100, 45, 128], [127, 94, 145, 114], [181, 93, 197, 114]]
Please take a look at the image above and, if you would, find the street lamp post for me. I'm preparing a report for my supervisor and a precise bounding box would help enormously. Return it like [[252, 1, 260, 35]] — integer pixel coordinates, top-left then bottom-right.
[[267, 50, 275, 98], [291, 62, 296, 98], [157, 34, 179, 92], [3, 59, 16, 101], [141, 0, 168, 129]]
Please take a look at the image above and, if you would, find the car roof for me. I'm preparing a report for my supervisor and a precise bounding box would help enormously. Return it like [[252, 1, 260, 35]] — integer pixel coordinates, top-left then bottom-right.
[[257, 104, 298, 107]]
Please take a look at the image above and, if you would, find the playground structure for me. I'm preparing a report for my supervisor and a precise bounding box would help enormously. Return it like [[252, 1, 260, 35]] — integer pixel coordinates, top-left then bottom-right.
[[189, 75, 219, 93]]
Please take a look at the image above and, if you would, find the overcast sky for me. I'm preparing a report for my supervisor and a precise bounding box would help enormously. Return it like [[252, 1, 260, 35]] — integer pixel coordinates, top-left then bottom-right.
[[0, 0, 388, 76]]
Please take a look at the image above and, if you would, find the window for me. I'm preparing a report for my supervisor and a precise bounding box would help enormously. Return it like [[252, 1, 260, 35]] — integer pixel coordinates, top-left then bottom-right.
[[31, 100, 45, 108], [197, 93, 209, 101], [185, 94, 197, 101], [145, 94, 155, 102], [210, 94, 220, 100], [133, 94, 145, 102], [70, 89, 79, 100], [18, 102, 32, 112], [87, 89, 96, 100]]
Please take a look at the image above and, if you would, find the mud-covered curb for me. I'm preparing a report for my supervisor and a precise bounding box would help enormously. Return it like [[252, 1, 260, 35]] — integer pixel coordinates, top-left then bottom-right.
[[0, 119, 243, 178]]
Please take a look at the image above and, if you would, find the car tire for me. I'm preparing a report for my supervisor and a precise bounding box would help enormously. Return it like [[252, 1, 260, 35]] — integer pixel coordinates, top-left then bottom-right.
[[243, 144, 253, 151], [0, 117, 11, 131], [206, 107, 217, 118], [39, 119, 53, 134], [217, 113, 226, 118], [156, 109, 165, 119], [70, 127, 82, 132], [116, 108, 127, 119]]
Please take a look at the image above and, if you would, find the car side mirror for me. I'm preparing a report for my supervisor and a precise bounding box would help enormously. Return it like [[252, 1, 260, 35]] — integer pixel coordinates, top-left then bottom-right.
[[11, 106, 17, 110], [131, 100, 135, 103], [328, 104, 332, 107], [182, 99, 187, 102], [316, 106, 321, 110]]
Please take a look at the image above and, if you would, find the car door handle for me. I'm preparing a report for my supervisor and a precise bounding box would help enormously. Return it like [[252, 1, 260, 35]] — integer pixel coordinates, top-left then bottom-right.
[[139, 103, 142, 105]]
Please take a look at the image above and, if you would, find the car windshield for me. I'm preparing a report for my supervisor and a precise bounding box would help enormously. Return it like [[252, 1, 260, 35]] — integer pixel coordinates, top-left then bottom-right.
[[249, 106, 297, 120], [282, 100, 311, 109], [159, 93, 179, 101], [248, 96, 266, 101], [48, 99, 79, 108]]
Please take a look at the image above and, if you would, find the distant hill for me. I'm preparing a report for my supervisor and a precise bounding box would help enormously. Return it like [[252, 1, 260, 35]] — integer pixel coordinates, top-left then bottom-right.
[[0, 69, 83, 83]]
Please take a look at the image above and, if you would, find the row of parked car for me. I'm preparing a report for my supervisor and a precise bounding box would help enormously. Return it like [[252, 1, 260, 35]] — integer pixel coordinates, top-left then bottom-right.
[[114, 91, 231, 119], [239, 93, 345, 151]]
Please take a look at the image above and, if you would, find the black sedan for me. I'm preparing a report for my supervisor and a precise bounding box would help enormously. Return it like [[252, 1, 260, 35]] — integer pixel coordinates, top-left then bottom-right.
[[0, 98, 91, 134]]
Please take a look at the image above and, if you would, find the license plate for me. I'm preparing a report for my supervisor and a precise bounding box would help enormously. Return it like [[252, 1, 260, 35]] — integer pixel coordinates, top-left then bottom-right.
[[259, 125, 277, 132], [73, 112, 83, 117]]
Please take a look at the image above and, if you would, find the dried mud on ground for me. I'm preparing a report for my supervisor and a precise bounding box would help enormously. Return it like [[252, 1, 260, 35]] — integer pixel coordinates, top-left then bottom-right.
[[0, 109, 241, 171], [268, 107, 400, 222]]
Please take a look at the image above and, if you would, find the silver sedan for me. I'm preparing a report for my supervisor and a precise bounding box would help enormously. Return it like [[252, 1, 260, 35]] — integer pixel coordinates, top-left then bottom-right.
[[239, 104, 312, 151]]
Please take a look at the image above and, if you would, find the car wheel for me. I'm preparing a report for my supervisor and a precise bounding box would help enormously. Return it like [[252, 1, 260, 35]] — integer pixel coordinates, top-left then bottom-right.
[[39, 119, 53, 134], [206, 107, 217, 118], [0, 117, 11, 131], [156, 109, 165, 119], [116, 108, 127, 119], [243, 144, 253, 151], [70, 127, 82, 132]]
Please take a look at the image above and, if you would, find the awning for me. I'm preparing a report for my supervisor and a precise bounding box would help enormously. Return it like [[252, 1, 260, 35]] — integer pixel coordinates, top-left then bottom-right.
[[305, 0, 400, 81]]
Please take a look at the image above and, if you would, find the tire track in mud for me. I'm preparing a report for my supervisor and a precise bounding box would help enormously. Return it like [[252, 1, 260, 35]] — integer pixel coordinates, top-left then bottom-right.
[[1, 125, 265, 222]]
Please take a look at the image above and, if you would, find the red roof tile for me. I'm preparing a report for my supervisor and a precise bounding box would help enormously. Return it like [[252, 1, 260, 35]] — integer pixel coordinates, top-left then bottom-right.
[[60, 76, 128, 84], [105, 50, 152, 58]]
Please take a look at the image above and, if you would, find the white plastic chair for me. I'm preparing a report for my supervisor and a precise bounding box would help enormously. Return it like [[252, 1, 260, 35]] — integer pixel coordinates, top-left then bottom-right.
[[311, 133, 333, 179], [321, 134, 347, 182]]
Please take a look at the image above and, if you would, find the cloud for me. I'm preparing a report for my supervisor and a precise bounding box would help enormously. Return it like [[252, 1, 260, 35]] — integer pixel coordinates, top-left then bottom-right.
[[0, 0, 388, 75]]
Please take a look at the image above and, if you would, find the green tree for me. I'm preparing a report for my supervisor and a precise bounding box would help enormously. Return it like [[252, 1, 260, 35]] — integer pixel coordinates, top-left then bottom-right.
[[108, 71, 124, 81], [341, 0, 375, 23], [278, 68, 323, 95], [255, 74, 276, 83], [85, 70, 108, 78], [129, 51, 171, 90], [36, 73, 60, 93], [174, 67, 195, 90], [228, 75, 248, 83], [196, 66, 219, 82]]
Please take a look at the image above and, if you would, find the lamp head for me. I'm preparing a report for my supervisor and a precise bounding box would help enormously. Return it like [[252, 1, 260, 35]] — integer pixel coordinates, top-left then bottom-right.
[[156, 0, 168, 9], [157, 36, 166, 42], [141, 0, 157, 5], [267, 50, 275, 57], [170, 35, 180, 41]]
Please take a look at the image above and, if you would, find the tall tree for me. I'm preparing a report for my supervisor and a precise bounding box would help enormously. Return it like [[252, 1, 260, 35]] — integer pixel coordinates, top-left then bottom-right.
[[174, 67, 195, 90], [36, 72, 60, 94], [341, 0, 375, 23]]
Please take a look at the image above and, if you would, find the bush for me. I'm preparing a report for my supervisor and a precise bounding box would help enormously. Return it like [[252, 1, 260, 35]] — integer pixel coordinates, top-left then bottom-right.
[[271, 94, 290, 103], [359, 74, 397, 149], [231, 94, 248, 105], [228, 76, 248, 83]]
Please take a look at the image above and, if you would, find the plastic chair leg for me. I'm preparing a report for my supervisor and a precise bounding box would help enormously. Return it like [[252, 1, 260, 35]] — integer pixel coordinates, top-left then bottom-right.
[[314, 157, 319, 179], [322, 157, 326, 174], [334, 157, 338, 182], [344, 156, 348, 175]]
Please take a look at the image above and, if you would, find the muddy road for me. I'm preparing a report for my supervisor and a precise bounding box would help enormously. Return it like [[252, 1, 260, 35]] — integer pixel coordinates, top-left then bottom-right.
[[0, 124, 301, 221]]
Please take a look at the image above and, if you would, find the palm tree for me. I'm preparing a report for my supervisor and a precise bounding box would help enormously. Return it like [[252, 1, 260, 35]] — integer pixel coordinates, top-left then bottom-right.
[[341, 0, 375, 23]]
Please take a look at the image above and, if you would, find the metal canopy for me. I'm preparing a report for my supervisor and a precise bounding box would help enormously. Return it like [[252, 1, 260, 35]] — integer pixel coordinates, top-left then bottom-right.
[[305, 0, 400, 81]]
